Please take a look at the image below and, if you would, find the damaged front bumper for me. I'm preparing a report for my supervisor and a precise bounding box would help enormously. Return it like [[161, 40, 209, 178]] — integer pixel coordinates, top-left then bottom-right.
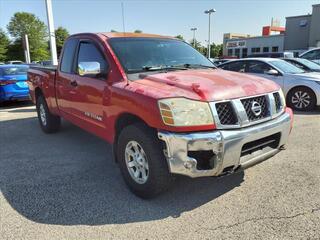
[[158, 111, 292, 178]]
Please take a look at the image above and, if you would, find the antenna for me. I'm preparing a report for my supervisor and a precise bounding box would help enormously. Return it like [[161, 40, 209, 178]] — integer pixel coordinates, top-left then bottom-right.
[[121, 2, 126, 33]]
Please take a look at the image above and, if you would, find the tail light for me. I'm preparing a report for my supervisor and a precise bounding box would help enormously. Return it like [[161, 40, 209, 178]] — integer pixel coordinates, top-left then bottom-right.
[[0, 80, 17, 86]]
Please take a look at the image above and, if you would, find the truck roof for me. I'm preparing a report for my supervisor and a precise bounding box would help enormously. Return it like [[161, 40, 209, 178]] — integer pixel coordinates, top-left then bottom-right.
[[70, 32, 175, 39]]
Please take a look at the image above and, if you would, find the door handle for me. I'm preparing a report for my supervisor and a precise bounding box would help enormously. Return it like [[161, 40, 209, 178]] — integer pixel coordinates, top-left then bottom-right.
[[70, 80, 78, 87]]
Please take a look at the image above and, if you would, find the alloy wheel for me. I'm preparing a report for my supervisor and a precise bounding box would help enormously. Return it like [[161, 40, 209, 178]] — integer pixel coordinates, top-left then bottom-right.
[[125, 141, 149, 184], [291, 90, 311, 109]]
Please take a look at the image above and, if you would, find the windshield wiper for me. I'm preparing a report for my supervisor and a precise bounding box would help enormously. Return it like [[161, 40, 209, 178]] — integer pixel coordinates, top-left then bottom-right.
[[143, 65, 188, 71], [184, 64, 216, 69], [172, 63, 216, 69], [127, 65, 188, 74]]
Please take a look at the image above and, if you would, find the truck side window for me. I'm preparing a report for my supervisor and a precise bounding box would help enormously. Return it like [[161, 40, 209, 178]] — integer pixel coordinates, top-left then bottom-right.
[[77, 42, 108, 76], [60, 38, 78, 73]]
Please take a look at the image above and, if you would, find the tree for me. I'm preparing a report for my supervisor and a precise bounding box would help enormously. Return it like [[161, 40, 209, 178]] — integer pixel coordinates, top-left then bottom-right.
[[210, 43, 223, 58], [110, 29, 118, 32], [55, 27, 69, 57], [0, 28, 10, 61], [175, 35, 184, 41], [7, 12, 49, 61], [134, 30, 142, 33]]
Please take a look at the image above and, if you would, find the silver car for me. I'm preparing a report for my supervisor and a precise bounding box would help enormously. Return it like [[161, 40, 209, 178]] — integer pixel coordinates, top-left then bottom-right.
[[300, 47, 320, 65], [218, 58, 320, 111]]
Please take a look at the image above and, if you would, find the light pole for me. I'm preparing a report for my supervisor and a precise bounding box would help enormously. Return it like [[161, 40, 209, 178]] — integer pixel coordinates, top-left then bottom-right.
[[45, 0, 58, 65], [190, 27, 197, 48], [204, 8, 216, 59]]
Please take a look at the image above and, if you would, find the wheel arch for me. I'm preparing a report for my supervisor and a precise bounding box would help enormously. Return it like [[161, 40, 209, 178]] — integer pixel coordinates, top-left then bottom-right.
[[35, 87, 43, 102], [113, 112, 156, 162]]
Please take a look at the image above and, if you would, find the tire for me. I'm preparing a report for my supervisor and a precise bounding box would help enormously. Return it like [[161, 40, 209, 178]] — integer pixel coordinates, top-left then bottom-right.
[[287, 87, 316, 111], [117, 123, 173, 198], [36, 95, 61, 133]]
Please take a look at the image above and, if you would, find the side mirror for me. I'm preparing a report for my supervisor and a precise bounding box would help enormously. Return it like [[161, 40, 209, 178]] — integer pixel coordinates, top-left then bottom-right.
[[265, 69, 279, 76], [78, 62, 101, 76]]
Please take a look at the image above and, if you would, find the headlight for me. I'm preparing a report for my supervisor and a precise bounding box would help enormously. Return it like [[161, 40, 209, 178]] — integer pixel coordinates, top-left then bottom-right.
[[158, 98, 214, 126], [279, 89, 286, 107]]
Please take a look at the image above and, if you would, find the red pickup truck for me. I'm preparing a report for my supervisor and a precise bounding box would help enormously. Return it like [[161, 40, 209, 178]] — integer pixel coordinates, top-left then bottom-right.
[[28, 32, 293, 198]]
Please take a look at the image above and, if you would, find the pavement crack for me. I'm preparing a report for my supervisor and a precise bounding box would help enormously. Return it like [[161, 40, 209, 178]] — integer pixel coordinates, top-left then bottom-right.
[[196, 207, 320, 233]]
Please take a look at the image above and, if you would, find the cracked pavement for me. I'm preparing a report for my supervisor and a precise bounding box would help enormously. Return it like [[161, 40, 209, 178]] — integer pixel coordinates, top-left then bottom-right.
[[0, 102, 320, 240]]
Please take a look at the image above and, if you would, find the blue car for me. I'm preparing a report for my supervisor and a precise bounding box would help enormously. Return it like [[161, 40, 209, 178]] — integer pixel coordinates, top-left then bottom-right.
[[0, 64, 30, 102]]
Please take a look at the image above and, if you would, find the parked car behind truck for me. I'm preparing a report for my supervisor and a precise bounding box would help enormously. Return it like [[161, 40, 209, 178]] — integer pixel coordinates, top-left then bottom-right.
[[28, 33, 293, 198], [218, 58, 320, 111], [0, 64, 30, 102], [300, 47, 320, 64]]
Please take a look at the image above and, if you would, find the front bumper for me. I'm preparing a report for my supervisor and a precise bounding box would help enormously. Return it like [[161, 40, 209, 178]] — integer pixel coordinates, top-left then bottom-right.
[[158, 111, 292, 178]]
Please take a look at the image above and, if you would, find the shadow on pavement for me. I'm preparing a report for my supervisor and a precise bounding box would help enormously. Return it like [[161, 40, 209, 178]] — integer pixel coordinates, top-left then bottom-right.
[[0, 116, 244, 226], [293, 109, 320, 115], [0, 100, 33, 109]]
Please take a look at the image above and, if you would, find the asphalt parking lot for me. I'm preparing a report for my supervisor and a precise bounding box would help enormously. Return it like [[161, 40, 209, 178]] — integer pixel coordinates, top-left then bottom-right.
[[0, 102, 320, 240]]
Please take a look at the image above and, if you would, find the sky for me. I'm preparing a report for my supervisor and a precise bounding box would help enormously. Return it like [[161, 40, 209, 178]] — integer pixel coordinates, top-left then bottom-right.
[[0, 0, 319, 45]]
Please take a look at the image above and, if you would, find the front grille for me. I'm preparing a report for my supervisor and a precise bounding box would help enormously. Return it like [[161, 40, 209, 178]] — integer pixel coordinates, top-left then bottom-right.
[[215, 102, 238, 125], [241, 133, 281, 157], [273, 92, 282, 112], [241, 95, 269, 121]]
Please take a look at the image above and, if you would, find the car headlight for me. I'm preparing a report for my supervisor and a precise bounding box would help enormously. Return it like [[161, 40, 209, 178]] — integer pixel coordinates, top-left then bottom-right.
[[158, 98, 214, 126], [279, 89, 286, 107]]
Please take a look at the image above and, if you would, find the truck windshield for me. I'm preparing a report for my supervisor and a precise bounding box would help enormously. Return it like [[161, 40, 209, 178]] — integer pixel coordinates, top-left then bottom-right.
[[108, 38, 215, 74]]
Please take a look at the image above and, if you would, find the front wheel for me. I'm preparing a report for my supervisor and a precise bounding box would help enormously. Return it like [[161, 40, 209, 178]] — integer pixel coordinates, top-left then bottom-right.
[[117, 123, 173, 198], [287, 87, 316, 111]]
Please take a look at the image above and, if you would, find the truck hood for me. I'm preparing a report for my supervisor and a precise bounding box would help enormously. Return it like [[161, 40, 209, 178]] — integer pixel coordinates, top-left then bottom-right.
[[133, 69, 280, 101]]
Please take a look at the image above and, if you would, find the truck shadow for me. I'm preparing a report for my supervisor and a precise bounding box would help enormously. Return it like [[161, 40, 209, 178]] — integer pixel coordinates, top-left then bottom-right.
[[0, 100, 33, 109], [0, 116, 244, 226]]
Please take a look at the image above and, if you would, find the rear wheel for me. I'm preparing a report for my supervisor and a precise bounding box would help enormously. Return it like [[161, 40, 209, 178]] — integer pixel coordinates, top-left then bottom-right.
[[117, 123, 173, 198], [287, 87, 316, 111], [36, 95, 61, 133]]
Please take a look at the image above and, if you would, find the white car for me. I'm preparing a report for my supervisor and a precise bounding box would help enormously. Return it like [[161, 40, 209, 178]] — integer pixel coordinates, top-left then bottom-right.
[[218, 58, 320, 111], [300, 47, 320, 64], [6, 60, 24, 65]]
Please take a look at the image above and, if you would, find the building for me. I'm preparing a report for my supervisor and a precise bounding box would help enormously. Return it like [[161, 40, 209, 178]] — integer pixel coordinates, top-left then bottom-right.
[[223, 21, 285, 58], [224, 35, 284, 58], [284, 4, 320, 54], [222, 33, 254, 56]]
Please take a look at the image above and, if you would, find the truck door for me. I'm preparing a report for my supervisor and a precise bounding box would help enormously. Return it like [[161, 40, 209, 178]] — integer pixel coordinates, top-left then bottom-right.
[[56, 38, 79, 116], [246, 60, 285, 89], [70, 39, 109, 129]]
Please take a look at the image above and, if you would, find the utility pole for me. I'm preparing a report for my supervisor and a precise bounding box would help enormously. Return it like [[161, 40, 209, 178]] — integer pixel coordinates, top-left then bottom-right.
[[204, 8, 216, 59], [190, 28, 197, 48], [45, 0, 58, 65], [22, 34, 31, 63]]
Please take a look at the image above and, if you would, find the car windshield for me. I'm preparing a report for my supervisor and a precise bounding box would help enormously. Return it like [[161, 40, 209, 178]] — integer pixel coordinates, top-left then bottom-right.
[[1, 66, 28, 76], [296, 58, 320, 70], [270, 60, 305, 74], [108, 38, 215, 74]]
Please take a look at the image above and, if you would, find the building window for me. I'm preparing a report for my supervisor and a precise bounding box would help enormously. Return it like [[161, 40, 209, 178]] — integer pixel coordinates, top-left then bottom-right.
[[228, 49, 233, 56], [242, 48, 248, 58], [235, 48, 240, 58], [272, 46, 279, 52], [263, 47, 269, 53], [251, 47, 261, 53]]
